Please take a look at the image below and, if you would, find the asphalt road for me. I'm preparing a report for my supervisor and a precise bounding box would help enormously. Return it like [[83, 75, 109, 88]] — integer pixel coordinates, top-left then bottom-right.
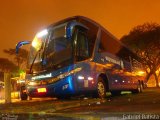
[[59, 88, 160, 113], [0, 88, 160, 120]]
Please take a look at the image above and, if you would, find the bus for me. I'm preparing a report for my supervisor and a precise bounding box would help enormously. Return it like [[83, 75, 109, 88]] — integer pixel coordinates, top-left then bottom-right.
[[16, 16, 145, 100]]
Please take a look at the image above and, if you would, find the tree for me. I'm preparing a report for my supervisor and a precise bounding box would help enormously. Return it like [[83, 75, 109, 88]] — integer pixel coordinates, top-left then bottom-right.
[[3, 48, 28, 70], [0, 58, 18, 73], [121, 23, 160, 87]]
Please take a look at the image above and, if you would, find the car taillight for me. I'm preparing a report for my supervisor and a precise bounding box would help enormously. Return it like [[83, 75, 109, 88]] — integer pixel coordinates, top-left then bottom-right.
[[37, 88, 47, 93]]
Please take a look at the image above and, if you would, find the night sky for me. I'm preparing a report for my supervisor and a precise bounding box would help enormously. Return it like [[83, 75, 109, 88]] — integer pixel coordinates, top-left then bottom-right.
[[0, 0, 160, 59]]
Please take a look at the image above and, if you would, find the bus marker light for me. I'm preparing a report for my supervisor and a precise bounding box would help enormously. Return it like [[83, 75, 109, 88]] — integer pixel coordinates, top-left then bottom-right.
[[37, 88, 47, 93], [115, 80, 118, 82], [88, 77, 93, 81]]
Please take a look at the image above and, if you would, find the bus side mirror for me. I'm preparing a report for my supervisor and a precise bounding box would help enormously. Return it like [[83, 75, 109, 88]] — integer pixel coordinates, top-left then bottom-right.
[[16, 41, 30, 54]]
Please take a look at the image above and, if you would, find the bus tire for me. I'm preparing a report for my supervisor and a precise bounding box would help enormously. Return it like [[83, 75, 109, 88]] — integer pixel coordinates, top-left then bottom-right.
[[20, 93, 28, 100], [111, 91, 121, 96], [96, 76, 106, 99], [20, 86, 28, 100], [132, 81, 143, 94]]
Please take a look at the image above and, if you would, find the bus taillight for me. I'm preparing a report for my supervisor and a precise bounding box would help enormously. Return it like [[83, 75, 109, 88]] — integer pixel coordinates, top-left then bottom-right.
[[37, 88, 47, 93]]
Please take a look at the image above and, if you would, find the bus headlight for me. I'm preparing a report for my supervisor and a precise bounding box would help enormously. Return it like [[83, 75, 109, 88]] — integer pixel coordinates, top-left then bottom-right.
[[28, 81, 36, 86], [78, 75, 84, 80], [28, 81, 41, 86]]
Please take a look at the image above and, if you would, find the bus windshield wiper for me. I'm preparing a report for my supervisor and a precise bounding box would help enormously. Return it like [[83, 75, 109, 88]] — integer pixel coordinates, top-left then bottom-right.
[[29, 50, 41, 74]]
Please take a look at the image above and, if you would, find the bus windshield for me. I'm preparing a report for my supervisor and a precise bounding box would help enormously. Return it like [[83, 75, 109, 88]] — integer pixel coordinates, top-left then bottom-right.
[[28, 29, 48, 73], [28, 24, 73, 73], [44, 24, 72, 71]]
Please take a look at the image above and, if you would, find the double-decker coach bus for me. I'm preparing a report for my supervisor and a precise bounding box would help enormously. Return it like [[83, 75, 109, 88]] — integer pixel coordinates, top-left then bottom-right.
[[16, 16, 145, 100]]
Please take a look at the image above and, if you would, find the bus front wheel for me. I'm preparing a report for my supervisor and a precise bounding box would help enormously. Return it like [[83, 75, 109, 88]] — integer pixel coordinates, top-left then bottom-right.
[[96, 77, 106, 99], [20, 86, 28, 100], [20, 93, 27, 100]]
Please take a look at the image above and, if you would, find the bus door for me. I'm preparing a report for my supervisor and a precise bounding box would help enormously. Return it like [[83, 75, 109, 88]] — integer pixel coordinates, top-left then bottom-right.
[[73, 28, 90, 91]]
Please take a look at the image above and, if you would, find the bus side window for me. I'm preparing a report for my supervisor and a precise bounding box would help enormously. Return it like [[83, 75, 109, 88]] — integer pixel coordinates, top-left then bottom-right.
[[122, 56, 132, 72], [74, 30, 90, 61], [132, 58, 143, 71], [98, 30, 107, 53], [98, 30, 122, 54], [123, 61, 132, 72]]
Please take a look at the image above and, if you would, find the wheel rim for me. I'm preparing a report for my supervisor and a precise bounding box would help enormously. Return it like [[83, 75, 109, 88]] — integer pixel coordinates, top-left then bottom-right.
[[98, 81, 105, 97]]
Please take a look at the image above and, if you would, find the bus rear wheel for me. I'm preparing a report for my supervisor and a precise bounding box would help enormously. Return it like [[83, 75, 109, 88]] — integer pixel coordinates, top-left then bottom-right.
[[20, 93, 27, 100], [96, 77, 106, 99]]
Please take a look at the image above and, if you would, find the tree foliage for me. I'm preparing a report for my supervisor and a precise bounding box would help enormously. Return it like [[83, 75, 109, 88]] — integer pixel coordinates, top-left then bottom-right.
[[121, 23, 160, 87], [3, 48, 28, 70], [0, 58, 18, 72]]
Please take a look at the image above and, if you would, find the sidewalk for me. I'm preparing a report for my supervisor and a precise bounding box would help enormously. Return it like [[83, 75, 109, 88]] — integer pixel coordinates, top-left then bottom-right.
[[0, 99, 20, 104], [0, 91, 20, 104]]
